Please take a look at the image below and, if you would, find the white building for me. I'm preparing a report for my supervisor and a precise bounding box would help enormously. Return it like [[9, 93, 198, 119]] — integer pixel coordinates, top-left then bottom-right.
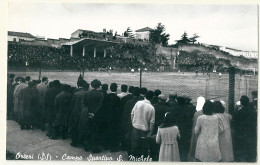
[[219, 46, 258, 59], [135, 27, 153, 41], [8, 31, 35, 42]]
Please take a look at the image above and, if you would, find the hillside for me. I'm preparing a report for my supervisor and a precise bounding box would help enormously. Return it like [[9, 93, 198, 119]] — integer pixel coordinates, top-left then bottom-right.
[[156, 44, 258, 69]]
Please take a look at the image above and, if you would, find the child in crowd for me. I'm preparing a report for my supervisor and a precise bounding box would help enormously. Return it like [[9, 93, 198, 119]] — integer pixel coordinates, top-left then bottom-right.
[[156, 112, 180, 162]]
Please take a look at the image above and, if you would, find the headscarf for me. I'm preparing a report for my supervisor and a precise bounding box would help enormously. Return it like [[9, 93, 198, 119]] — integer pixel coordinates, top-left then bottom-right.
[[196, 96, 205, 111]]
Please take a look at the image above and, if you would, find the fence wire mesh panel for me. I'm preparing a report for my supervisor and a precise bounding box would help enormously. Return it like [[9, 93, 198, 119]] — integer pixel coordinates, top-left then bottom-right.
[[141, 72, 207, 105], [235, 75, 258, 102], [207, 74, 229, 110], [9, 70, 258, 109]]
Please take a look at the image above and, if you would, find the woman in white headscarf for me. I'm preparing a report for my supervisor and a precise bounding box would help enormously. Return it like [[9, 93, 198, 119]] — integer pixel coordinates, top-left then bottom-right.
[[187, 96, 205, 161]]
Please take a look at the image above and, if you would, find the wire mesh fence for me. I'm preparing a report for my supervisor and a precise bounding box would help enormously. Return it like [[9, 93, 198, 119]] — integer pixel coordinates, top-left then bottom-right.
[[9, 69, 258, 112]]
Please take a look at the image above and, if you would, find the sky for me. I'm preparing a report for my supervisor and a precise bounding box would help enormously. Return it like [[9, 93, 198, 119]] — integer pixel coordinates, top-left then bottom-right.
[[8, 3, 258, 51]]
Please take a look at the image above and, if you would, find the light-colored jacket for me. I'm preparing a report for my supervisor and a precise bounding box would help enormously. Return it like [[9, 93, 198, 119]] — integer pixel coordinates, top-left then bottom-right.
[[131, 99, 155, 134]]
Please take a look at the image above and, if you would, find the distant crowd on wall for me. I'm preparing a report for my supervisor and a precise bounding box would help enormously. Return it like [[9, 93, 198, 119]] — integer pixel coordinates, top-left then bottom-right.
[[7, 73, 257, 162]]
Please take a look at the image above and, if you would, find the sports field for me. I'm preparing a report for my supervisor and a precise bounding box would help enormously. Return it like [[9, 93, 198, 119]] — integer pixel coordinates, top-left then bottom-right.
[[9, 71, 257, 107]]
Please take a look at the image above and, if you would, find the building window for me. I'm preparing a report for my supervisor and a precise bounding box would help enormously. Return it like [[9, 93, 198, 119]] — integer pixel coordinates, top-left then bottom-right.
[[13, 38, 16, 42]]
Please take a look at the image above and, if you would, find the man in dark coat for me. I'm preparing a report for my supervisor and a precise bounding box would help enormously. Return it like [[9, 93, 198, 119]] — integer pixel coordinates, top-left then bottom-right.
[[20, 81, 39, 129], [123, 87, 142, 155], [232, 95, 257, 162], [100, 84, 108, 97], [121, 86, 134, 105], [175, 96, 196, 162], [82, 79, 104, 153], [140, 87, 148, 100], [45, 80, 61, 137], [51, 84, 72, 139], [166, 93, 178, 113], [7, 74, 15, 120], [104, 83, 122, 152], [69, 81, 89, 147], [150, 94, 168, 161], [13, 77, 28, 124], [152, 94, 168, 135], [97, 83, 109, 149], [151, 89, 161, 105], [120, 85, 134, 150], [74, 76, 86, 93], [36, 77, 49, 130]]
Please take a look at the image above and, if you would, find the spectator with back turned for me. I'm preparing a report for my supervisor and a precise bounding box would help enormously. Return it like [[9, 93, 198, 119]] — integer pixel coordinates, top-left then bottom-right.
[[36, 77, 49, 130], [232, 95, 257, 162], [7, 74, 15, 120], [140, 87, 148, 100], [151, 89, 161, 104], [175, 96, 196, 162], [82, 79, 104, 153], [120, 85, 134, 150], [70, 80, 89, 147], [150, 94, 168, 161], [213, 101, 234, 162], [51, 84, 72, 140], [166, 93, 178, 114], [97, 83, 109, 149], [20, 81, 39, 130], [123, 87, 142, 154], [188, 96, 205, 161], [117, 84, 128, 99], [131, 90, 155, 158], [105, 83, 122, 152], [25, 76, 31, 84], [13, 77, 28, 124], [45, 80, 61, 138], [195, 100, 223, 162]]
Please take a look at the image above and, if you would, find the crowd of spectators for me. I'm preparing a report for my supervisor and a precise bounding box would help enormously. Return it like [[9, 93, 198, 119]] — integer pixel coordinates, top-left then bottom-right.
[[8, 42, 157, 71], [7, 73, 257, 162], [177, 50, 231, 72]]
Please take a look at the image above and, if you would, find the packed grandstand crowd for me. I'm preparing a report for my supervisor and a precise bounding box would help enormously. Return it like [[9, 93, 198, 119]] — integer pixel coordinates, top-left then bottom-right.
[[8, 42, 234, 72], [7, 73, 257, 162]]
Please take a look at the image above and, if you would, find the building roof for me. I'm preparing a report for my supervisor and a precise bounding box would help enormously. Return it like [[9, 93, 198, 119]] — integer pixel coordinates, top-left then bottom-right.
[[8, 31, 35, 38], [135, 27, 153, 32], [62, 38, 120, 50]]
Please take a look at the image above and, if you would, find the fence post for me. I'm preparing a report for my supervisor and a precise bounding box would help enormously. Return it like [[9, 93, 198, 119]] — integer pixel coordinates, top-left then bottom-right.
[[228, 66, 235, 114], [245, 76, 248, 96], [205, 78, 208, 100], [140, 68, 142, 88], [38, 68, 42, 80]]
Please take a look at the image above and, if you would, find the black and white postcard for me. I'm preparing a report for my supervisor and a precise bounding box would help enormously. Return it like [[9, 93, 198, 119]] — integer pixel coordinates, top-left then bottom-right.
[[2, 0, 259, 163]]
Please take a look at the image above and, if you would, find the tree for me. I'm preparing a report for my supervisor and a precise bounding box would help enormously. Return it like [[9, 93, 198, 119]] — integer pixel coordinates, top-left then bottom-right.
[[150, 23, 170, 46], [113, 31, 117, 40], [123, 27, 134, 38], [189, 33, 200, 44], [175, 31, 191, 47]]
